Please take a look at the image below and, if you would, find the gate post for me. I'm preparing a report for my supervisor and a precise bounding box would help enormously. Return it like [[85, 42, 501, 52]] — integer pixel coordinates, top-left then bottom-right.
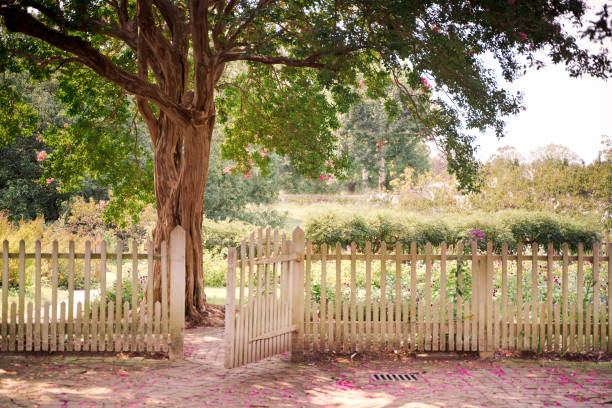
[[291, 227, 305, 362], [169, 225, 186, 361], [224, 247, 237, 368]]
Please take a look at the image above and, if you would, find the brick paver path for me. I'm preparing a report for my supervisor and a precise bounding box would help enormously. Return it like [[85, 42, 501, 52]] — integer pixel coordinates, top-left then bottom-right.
[[1, 327, 611, 407]]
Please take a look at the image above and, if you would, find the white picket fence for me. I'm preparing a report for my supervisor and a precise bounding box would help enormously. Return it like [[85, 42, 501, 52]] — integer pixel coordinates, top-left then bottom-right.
[[0, 226, 186, 359], [226, 228, 612, 368]]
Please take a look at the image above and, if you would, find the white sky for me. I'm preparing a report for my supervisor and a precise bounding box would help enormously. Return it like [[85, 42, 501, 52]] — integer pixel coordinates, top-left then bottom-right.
[[467, 0, 611, 164]]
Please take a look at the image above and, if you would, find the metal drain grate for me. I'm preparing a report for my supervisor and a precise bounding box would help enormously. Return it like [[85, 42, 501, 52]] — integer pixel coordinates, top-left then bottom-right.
[[372, 373, 418, 381]]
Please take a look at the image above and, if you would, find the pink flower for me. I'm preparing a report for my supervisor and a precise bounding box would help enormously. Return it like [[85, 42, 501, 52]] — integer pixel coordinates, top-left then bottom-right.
[[529, 42, 535, 50], [518, 32, 528, 41], [36, 135, 43, 143], [420, 77, 431, 89], [99, 200, 108, 210], [319, 174, 324, 180], [325, 159, 333, 167], [333, 79, 338, 83], [245, 145, 251, 152], [521, 106, 526, 111], [260, 148, 268, 158], [245, 169, 252, 179], [222, 165, 234, 174], [358, 79, 364, 87], [431, 23, 440, 33], [37, 150, 48, 162], [46, 178, 54, 185], [247, 158, 253, 165]]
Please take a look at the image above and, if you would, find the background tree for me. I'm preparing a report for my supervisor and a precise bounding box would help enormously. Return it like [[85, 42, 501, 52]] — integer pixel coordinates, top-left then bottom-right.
[[1, 0, 609, 320], [339, 93, 430, 192]]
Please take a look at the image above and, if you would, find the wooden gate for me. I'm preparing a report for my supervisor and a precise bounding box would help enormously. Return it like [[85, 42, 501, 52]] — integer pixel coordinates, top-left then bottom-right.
[[224, 228, 304, 368]]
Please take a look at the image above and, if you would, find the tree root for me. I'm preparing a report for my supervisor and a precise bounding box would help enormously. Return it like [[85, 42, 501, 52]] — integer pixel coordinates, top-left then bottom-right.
[[186, 304, 225, 328]]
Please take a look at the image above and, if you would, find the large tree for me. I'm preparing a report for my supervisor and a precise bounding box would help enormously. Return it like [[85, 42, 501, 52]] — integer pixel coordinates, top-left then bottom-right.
[[1, 0, 609, 321]]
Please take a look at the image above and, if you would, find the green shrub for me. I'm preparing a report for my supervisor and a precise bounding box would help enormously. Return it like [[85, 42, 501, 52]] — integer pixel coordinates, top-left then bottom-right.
[[305, 210, 601, 253]]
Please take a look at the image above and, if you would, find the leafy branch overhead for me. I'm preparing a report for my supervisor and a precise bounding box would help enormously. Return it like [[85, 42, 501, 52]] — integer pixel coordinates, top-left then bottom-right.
[[1, 0, 608, 192]]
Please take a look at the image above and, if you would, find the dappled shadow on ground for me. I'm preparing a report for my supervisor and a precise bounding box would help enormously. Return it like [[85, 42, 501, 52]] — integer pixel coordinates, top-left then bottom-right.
[[1, 327, 611, 407]]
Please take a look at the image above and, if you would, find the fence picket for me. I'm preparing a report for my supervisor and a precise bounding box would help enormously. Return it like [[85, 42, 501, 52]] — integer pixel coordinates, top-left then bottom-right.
[[51, 241, 58, 352], [471, 241, 478, 352], [608, 242, 612, 352], [486, 242, 493, 352], [448, 301, 454, 351], [531, 243, 539, 350], [569, 301, 576, 352], [76, 302, 82, 351], [395, 242, 402, 350], [577, 243, 584, 352], [373, 301, 379, 350], [320, 244, 327, 352], [593, 243, 600, 350], [335, 242, 342, 352], [501, 243, 508, 350], [327, 300, 334, 352], [67, 241, 74, 351], [115, 240, 123, 351], [42, 302, 49, 351], [351, 242, 357, 351], [26, 301, 32, 351], [91, 300, 98, 352], [544, 243, 552, 351], [9, 302, 16, 351], [100, 241, 107, 352], [18, 240, 25, 351], [562, 243, 569, 352], [433, 300, 439, 351], [2, 241, 8, 351], [366, 242, 372, 351], [34, 241, 41, 351], [131, 241, 138, 352], [440, 243, 447, 350], [84, 241, 91, 352], [380, 242, 387, 349], [585, 303, 592, 351], [410, 242, 417, 351], [59, 302, 65, 352], [516, 243, 523, 351], [424, 242, 432, 352]]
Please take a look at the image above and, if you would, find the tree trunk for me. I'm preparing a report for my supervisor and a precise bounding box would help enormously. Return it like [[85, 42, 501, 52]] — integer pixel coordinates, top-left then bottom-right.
[[146, 107, 222, 324]]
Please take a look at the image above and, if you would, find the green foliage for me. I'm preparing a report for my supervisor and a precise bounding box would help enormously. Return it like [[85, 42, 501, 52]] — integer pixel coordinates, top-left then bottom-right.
[[339, 93, 431, 190], [41, 66, 154, 227], [105, 273, 145, 309], [204, 132, 280, 222], [474, 143, 612, 228], [202, 218, 255, 253], [3, 0, 606, 194], [305, 210, 600, 252], [218, 64, 349, 179]]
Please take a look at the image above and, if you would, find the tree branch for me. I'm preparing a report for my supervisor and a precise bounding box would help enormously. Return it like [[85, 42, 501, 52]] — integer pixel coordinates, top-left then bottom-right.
[[1, 4, 192, 126]]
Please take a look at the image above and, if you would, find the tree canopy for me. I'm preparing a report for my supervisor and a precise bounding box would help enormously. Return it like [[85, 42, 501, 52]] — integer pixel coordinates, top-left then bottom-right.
[[1, 0, 609, 320]]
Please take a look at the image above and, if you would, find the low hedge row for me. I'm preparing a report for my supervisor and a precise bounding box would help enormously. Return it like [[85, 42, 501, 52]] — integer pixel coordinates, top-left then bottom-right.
[[304, 210, 601, 253]]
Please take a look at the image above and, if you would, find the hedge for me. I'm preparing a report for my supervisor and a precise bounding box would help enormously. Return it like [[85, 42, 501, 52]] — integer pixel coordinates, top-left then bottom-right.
[[304, 210, 601, 253]]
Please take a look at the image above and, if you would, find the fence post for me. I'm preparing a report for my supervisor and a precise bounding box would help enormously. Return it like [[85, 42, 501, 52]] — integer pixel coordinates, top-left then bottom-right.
[[224, 247, 237, 368], [291, 227, 305, 362], [169, 225, 186, 361]]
